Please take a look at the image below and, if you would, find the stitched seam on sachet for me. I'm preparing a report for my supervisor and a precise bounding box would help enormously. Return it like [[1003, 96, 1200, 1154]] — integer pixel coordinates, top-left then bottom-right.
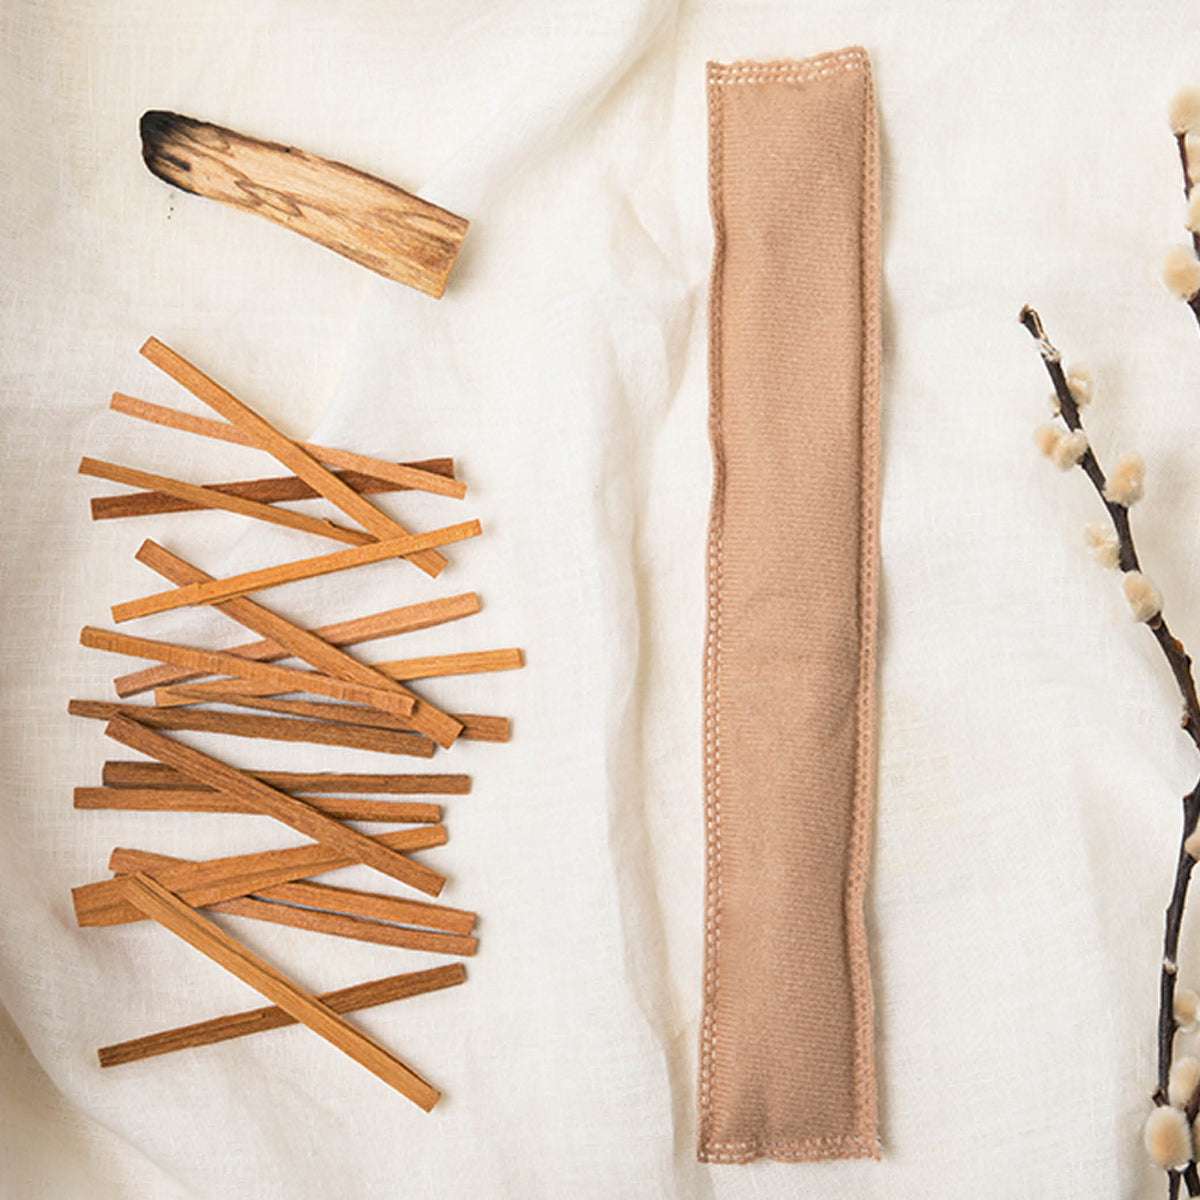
[[698, 46, 879, 1163], [846, 48, 882, 1146], [696, 59, 726, 1154]]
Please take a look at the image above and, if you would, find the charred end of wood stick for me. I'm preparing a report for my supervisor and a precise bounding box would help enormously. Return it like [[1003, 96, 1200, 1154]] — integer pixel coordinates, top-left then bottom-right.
[[140, 111, 207, 194]]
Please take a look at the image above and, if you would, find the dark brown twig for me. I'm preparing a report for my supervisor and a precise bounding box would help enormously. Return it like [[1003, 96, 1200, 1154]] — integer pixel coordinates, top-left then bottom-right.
[[1021, 306, 1200, 1177]]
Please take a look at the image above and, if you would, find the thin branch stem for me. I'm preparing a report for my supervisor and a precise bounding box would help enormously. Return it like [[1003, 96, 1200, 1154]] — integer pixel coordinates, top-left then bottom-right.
[[1174, 133, 1200, 324], [1019, 306, 1200, 753]]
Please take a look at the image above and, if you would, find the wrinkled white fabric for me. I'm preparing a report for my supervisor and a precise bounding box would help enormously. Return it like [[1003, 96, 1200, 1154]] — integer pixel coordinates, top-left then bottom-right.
[[4, 2, 1200, 1197]]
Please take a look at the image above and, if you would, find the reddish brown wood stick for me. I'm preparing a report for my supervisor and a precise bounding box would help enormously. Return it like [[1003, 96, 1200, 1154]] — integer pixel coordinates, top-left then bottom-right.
[[110, 519, 480, 622], [69, 700, 436, 757], [100, 762, 469, 794], [114, 593, 480, 697], [98, 963, 465, 1068], [73, 826, 448, 927], [109, 392, 460, 494], [140, 338, 446, 571], [74, 787, 441, 824], [89, 459, 455, 520], [129, 541, 460, 748], [79, 457, 374, 545], [121, 872, 440, 1108], [102, 717, 445, 893]]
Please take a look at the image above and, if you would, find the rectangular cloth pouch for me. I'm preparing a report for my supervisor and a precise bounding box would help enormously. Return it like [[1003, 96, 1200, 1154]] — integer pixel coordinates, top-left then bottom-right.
[[697, 47, 882, 1164]]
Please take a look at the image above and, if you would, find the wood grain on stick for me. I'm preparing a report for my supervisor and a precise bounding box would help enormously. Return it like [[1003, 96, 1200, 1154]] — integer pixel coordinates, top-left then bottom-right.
[[130, 541, 460, 747], [97, 964, 465, 1068], [139, 338, 447, 574], [79, 458, 373, 544], [73, 826, 447, 928], [115, 592, 480, 696], [120, 872, 441, 1108], [69, 699, 435, 756], [89, 459, 455, 520], [100, 762, 469, 794], [75, 787, 441, 824], [140, 111, 467, 299], [111, 519, 480, 622], [148, 689, 508, 742], [109, 393, 460, 495], [81, 626, 415, 720], [101, 716, 445, 893]]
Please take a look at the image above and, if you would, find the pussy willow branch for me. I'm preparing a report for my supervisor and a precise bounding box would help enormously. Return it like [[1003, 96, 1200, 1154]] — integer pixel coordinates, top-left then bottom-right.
[[1175, 133, 1200, 325], [1019, 307, 1200, 1120]]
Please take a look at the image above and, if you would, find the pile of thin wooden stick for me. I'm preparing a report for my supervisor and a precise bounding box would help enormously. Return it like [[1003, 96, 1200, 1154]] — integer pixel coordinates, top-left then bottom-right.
[[70, 338, 522, 1111]]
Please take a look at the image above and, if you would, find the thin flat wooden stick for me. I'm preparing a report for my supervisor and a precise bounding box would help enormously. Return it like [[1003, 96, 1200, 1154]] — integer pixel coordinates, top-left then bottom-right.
[[114, 592, 480, 697], [148, 689, 507, 742], [82, 626, 415, 720], [121, 872, 441, 1108], [69, 700, 436, 757], [163, 649, 523, 705], [211, 896, 477, 955], [79, 458, 373, 545], [75, 788, 440, 824], [97, 963, 465, 1068], [130, 541, 460, 748], [102, 716, 444, 893], [161, 691, 509, 744], [140, 338, 447, 575], [73, 826, 447, 928], [111, 520, 480, 622], [139, 112, 468, 299], [110, 850, 476, 935], [101, 762, 469, 793], [109, 393, 461, 496], [89, 459, 454, 520]]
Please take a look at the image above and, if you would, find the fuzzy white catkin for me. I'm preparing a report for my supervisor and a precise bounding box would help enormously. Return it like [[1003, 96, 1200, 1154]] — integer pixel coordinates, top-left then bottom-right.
[[1051, 430, 1088, 470], [1170, 87, 1200, 136], [1145, 1105, 1193, 1168], [1104, 453, 1145, 506], [1123, 571, 1162, 623], [1187, 191, 1200, 236], [1163, 246, 1200, 300], [1066, 363, 1094, 405], [1178, 988, 1200, 1030], [1084, 522, 1120, 569], [1170, 1057, 1200, 1107]]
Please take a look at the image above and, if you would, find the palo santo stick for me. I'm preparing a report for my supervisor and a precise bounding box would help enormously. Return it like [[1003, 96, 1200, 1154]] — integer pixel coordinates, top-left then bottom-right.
[[90, 458, 456, 520], [139, 112, 468, 299], [101, 762, 469, 794], [166, 649, 523, 703], [103, 717, 444, 893], [140, 338, 447, 576], [74, 788, 440, 824], [121, 872, 441, 1109], [97, 963, 465, 1068], [132, 541, 460, 748], [114, 592, 480, 696], [211, 896, 477, 955], [111, 519, 480, 622], [81, 627, 415, 720], [109, 393, 461, 496], [79, 458, 373, 545], [69, 700, 435, 757], [150, 690, 508, 744], [110, 849, 475, 935], [74, 826, 448, 927]]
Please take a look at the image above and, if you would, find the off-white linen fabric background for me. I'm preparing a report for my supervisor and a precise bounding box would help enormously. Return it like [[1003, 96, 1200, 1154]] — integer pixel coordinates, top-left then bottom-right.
[[3, 1, 1200, 1196]]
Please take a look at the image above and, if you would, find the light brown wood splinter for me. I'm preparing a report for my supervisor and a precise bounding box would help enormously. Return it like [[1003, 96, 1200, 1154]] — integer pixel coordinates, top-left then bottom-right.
[[140, 111, 468, 298], [121, 872, 441, 1108]]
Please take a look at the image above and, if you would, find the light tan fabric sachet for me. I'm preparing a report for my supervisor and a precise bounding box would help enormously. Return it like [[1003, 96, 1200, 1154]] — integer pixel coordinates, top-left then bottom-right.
[[698, 48, 882, 1164]]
